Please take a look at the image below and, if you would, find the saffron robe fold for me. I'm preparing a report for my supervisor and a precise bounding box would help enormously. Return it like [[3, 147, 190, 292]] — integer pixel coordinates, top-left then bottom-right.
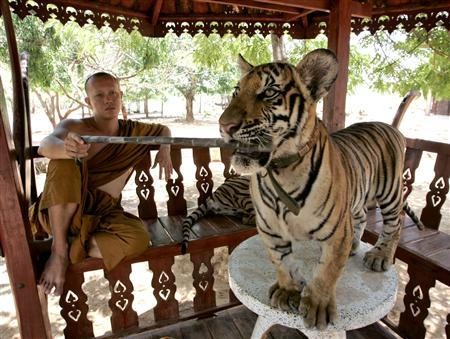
[[30, 119, 165, 270]]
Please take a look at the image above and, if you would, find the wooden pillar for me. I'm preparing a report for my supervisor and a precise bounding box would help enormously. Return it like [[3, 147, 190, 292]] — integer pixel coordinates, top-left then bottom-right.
[[0, 1, 52, 338], [323, 0, 351, 132]]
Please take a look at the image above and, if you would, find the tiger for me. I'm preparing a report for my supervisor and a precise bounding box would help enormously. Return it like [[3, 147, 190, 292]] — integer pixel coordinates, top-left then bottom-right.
[[181, 175, 255, 254], [218, 48, 420, 329]]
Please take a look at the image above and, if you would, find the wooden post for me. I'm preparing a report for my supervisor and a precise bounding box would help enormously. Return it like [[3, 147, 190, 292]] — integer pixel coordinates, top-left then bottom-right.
[[323, 0, 351, 132], [0, 1, 52, 338], [1, 0, 28, 185]]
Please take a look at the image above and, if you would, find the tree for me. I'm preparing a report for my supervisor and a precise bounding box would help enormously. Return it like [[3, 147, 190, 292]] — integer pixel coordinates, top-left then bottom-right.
[[0, 16, 169, 125], [192, 33, 272, 111], [361, 27, 450, 105]]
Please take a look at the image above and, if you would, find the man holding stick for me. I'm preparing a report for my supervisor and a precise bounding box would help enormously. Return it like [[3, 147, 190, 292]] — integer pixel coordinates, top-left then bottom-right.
[[30, 72, 173, 295]]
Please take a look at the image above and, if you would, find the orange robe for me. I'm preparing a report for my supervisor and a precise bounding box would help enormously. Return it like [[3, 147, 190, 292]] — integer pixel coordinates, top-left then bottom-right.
[[30, 119, 165, 270]]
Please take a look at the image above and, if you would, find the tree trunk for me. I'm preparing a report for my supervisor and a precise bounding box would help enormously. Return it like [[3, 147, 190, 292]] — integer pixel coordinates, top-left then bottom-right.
[[185, 92, 195, 122], [35, 91, 56, 128], [144, 95, 149, 118], [161, 99, 164, 117], [271, 33, 285, 61]]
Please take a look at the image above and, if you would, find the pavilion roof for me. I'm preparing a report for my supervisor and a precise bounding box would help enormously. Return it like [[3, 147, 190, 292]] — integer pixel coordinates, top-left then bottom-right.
[[9, 0, 450, 38]]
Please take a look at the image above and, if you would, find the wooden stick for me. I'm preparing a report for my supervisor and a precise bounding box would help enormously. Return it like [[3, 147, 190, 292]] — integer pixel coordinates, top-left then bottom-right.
[[81, 135, 272, 152]]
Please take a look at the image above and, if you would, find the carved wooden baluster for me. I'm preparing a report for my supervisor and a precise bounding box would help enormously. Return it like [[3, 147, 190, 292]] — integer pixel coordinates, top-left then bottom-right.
[[398, 265, 435, 339], [193, 147, 213, 206], [220, 148, 237, 179], [402, 147, 423, 200], [60, 268, 93, 338], [421, 153, 449, 229], [191, 250, 216, 311], [135, 152, 157, 219], [148, 257, 179, 322], [104, 264, 138, 333], [167, 146, 187, 216]]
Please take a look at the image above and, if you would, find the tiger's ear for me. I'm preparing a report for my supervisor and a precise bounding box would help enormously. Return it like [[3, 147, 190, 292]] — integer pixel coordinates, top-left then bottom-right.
[[296, 48, 338, 102], [238, 54, 254, 75]]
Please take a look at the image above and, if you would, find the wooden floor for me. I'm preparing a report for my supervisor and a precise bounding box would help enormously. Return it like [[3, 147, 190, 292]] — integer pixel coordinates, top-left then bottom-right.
[[126, 305, 401, 339]]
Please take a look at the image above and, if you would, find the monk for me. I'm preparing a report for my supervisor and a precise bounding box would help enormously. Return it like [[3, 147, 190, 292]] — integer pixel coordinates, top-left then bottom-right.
[[30, 72, 173, 296]]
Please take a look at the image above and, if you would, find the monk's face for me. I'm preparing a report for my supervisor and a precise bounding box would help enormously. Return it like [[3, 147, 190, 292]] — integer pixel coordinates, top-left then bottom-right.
[[85, 76, 123, 120]]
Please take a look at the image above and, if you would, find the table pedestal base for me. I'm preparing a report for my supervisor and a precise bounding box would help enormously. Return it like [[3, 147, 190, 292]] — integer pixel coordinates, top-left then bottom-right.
[[252, 315, 346, 339]]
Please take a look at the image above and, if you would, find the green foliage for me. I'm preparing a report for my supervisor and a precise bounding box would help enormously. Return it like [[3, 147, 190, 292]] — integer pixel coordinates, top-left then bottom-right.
[[287, 35, 327, 63], [361, 27, 450, 100], [2, 13, 449, 122], [192, 33, 272, 95]]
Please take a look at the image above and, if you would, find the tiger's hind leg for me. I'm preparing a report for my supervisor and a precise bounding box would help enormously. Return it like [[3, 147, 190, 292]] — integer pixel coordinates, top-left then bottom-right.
[[351, 207, 367, 255], [363, 194, 403, 271]]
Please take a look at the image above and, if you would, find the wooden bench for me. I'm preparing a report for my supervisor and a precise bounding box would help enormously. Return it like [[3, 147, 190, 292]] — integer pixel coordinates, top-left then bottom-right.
[[0, 75, 258, 337]]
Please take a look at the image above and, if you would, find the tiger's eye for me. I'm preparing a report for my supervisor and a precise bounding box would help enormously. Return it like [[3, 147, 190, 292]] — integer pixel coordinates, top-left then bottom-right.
[[263, 88, 280, 99]]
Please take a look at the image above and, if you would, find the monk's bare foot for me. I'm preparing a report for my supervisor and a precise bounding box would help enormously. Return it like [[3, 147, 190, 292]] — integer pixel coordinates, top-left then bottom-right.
[[39, 252, 68, 296]]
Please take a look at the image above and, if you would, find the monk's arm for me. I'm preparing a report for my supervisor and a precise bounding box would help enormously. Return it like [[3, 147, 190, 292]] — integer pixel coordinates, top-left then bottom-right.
[[38, 120, 90, 159]]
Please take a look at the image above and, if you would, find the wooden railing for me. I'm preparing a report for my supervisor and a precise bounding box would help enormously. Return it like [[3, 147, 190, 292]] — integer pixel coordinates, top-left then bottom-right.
[[55, 145, 257, 338]]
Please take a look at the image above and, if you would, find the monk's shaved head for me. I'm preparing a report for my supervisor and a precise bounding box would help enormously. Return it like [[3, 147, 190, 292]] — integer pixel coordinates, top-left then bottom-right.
[[84, 72, 118, 93]]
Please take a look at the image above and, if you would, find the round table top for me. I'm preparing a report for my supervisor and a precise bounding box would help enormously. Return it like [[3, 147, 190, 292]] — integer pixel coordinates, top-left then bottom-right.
[[228, 235, 398, 332]]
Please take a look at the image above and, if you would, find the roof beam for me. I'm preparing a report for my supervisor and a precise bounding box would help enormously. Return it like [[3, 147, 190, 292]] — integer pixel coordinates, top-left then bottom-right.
[[255, 0, 329, 11], [193, 0, 304, 15], [373, 1, 450, 15], [151, 0, 163, 25], [287, 9, 315, 22], [254, 0, 372, 18], [160, 14, 288, 22]]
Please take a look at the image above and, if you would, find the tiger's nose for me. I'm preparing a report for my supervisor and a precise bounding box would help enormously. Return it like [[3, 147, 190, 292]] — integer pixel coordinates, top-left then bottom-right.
[[219, 122, 240, 136]]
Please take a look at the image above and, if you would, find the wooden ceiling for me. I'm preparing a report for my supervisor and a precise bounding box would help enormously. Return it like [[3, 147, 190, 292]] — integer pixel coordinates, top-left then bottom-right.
[[8, 0, 450, 38]]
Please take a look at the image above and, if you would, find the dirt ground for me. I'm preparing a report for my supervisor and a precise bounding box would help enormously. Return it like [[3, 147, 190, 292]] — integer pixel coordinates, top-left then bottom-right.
[[0, 94, 449, 338]]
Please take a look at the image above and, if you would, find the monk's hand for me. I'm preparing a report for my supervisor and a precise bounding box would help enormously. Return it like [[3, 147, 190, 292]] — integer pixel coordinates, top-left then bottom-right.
[[153, 145, 173, 180], [64, 132, 90, 159]]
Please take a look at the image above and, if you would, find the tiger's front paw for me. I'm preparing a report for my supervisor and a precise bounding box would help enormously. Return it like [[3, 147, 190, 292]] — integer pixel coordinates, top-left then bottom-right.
[[363, 248, 392, 271], [299, 285, 337, 330], [269, 282, 301, 312]]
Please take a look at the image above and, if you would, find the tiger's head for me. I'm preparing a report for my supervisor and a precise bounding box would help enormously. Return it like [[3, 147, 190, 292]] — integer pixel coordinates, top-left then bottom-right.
[[219, 48, 338, 174]]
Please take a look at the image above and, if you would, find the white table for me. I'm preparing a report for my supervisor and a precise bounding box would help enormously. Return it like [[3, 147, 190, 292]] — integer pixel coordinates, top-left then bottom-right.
[[228, 235, 398, 339]]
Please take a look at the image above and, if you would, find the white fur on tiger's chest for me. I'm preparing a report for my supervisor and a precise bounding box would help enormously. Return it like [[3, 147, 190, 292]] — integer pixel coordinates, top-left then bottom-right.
[[250, 175, 319, 241]]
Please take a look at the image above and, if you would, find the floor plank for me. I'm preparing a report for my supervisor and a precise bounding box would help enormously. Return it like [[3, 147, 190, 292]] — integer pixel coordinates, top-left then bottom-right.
[[180, 320, 213, 339], [204, 311, 244, 338], [229, 306, 258, 338], [126, 305, 398, 339]]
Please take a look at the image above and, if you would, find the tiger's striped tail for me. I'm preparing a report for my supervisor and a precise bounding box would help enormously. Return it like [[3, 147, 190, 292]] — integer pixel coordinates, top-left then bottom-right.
[[181, 204, 209, 254], [403, 202, 425, 230]]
